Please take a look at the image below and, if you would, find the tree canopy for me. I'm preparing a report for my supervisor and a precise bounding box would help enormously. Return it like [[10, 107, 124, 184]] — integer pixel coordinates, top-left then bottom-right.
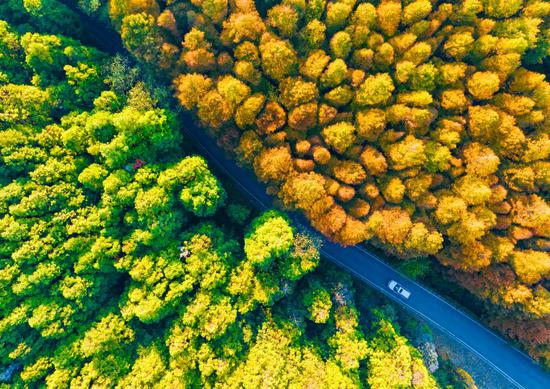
[[110, 0, 549, 367], [0, 9, 471, 387]]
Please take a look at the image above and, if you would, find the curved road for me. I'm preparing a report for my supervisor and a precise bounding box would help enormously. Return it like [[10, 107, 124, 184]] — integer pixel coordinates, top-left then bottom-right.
[[59, 2, 550, 387]]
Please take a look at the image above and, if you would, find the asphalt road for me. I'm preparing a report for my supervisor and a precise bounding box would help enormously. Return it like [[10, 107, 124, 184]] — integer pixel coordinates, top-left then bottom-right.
[[57, 2, 550, 387]]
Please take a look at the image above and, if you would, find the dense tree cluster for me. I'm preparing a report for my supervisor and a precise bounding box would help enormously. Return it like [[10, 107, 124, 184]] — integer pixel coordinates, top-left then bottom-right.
[[0, 13, 472, 387], [110, 0, 550, 366], [0, 0, 84, 38]]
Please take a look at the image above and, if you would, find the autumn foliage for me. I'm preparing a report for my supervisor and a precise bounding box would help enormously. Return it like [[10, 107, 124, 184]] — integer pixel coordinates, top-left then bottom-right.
[[111, 0, 550, 366]]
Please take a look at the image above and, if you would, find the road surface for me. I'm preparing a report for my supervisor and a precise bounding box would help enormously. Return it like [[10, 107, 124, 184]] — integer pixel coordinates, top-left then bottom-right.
[[59, 2, 550, 387]]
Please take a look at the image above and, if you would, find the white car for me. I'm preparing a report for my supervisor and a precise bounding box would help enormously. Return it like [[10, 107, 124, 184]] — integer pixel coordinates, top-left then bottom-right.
[[388, 280, 411, 299]]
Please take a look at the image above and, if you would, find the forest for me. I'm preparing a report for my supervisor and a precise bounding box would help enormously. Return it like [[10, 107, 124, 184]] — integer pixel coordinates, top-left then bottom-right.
[[84, 0, 550, 370], [0, 1, 481, 387]]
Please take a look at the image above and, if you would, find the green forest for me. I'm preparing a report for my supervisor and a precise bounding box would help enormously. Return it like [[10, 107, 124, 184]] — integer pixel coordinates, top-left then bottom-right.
[[0, 0, 548, 387]]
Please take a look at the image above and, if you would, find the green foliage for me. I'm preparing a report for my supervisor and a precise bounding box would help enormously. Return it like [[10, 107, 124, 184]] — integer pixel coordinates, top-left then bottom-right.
[[303, 282, 332, 323], [244, 210, 294, 268], [366, 308, 437, 388], [0, 0, 83, 38], [78, 0, 105, 14], [225, 203, 251, 225], [0, 18, 230, 385], [120, 12, 161, 64]]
